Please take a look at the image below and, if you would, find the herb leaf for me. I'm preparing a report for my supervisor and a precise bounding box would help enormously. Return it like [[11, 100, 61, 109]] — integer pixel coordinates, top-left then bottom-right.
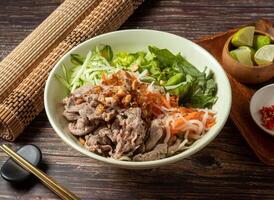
[[148, 46, 176, 67], [71, 54, 84, 65], [100, 45, 113, 61]]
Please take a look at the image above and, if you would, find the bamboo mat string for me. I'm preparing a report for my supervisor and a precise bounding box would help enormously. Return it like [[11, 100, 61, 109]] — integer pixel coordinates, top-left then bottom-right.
[[0, 0, 144, 141], [0, 0, 102, 102]]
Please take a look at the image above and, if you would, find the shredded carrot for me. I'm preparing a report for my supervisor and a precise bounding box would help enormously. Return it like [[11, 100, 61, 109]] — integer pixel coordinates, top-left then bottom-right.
[[150, 104, 163, 116], [184, 111, 204, 121], [168, 111, 216, 135], [176, 107, 195, 114], [172, 118, 185, 129], [206, 118, 216, 128], [139, 92, 172, 116], [101, 72, 107, 82], [170, 118, 185, 134]]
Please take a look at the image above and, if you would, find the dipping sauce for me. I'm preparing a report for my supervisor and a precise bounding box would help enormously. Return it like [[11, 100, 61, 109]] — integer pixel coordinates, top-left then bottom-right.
[[260, 105, 274, 131]]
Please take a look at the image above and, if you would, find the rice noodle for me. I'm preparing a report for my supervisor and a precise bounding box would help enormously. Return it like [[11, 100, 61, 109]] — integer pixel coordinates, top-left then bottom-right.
[[147, 81, 155, 92], [188, 119, 204, 135], [131, 128, 138, 145], [177, 132, 189, 151], [202, 109, 208, 125], [166, 92, 170, 103], [118, 156, 131, 161], [160, 106, 177, 112]]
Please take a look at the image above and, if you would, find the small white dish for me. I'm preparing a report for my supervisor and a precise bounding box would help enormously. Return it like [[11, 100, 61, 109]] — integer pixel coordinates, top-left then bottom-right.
[[250, 84, 274, 136]]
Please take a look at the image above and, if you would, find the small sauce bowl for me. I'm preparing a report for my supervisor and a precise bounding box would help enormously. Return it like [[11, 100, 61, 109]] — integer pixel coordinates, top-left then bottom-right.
[[222, 30, 274, 84], [250, 84, 274, 136]]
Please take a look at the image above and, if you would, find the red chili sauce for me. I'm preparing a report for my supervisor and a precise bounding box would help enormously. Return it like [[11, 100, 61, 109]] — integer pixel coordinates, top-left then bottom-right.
[[260, 105, 274, 131]]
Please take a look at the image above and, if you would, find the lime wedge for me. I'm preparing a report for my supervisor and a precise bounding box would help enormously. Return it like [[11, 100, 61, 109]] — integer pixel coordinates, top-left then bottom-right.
[[229, 48, 254, 66], [231, 26, 255, 47], [239, 46, 256, 61], [253, 35, 271, 50], [229, 50, 238, 60], [254, 44, 274, 65]]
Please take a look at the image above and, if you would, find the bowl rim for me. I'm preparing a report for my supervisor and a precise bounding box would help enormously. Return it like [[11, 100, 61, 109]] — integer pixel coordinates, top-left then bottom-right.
[[44, 29, 232, 168], [250, 83, 274, 136], [223, 30, 274, 69]]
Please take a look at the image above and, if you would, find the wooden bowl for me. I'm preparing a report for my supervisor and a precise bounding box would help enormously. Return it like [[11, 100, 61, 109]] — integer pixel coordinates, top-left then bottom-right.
[[222, 30, 274, 84]]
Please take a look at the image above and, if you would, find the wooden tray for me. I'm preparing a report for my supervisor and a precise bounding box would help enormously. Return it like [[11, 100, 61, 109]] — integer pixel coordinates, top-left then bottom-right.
[[195, 19, 274, 165]]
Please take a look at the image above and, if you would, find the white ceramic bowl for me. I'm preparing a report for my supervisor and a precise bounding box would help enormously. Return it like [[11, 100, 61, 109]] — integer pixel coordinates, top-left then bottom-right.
[[250, 84, 274, 136], [44, 29, 232, 169]]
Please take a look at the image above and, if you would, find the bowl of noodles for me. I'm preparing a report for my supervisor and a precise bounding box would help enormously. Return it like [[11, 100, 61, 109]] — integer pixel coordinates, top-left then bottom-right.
[[45, 29, 231, 169]]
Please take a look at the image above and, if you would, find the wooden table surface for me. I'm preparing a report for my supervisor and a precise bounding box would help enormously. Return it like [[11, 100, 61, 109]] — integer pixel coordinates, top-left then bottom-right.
[[0, 0, 274, 199]]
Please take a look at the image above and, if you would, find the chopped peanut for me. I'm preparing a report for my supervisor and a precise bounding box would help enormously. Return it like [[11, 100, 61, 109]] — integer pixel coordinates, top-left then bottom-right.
[[116, 88, 126, 97], [131, 79, 138, 90], [122, 94, 132, 106], [79, 137, 85, 145], [95, 104, 105, 114], [105, 97, 116, 106]]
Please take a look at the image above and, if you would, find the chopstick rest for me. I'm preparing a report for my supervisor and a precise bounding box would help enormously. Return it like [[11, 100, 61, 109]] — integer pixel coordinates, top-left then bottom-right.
[[1, 144, 42, 182], [0, 145, 79, 199]]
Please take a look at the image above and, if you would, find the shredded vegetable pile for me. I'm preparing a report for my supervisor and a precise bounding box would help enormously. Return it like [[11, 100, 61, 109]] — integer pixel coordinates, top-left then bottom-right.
[[58, 44, 219, 160], [61, 70, 217, 159], [101, 70, 216, 143], [56, 45, 218, 108]]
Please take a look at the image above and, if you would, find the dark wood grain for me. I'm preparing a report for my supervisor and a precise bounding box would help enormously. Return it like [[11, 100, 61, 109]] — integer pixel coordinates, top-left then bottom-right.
[[0, 0, 274, 200]]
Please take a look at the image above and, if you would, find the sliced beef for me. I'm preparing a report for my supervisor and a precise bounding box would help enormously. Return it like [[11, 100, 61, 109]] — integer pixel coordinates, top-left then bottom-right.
[[101, 109, 117, 121], [63, 111, 80, 121], [110, 118, 120, 142], [63, 71, 188, 161], [85, 108, 116, 122], [64, 101, 86, 113], [78, 104, 95, 118], [85, 126, 113, 155], [145, 119, 164, 151], [112, 107, 147, 159], [167, 138, 181, 155], [63, 96, 86, 121], [73, 85, 93, 95], [68, 117, 97, 136], [133, 144, 168, 161], [83, 93, 100, 107]]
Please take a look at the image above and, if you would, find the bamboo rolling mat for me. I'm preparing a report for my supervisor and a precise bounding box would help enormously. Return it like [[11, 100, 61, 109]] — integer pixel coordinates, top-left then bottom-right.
[[0, 0, 144, 141], [0, 0, 101, 102]]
